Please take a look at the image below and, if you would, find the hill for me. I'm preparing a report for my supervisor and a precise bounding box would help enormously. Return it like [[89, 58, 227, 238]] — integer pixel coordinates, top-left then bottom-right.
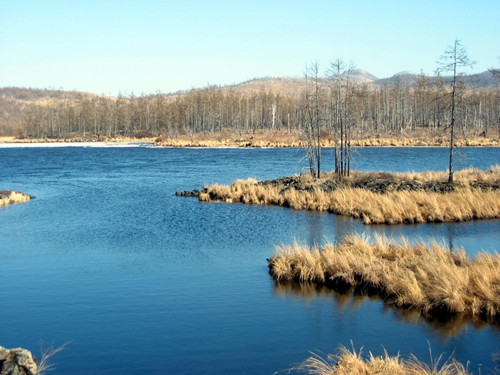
[[374, 70, 499, 89], [0, 69, 498, 139]]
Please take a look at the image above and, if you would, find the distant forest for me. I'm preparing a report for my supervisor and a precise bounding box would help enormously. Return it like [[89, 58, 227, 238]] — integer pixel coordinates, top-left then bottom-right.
[[0, 70, 499, 140]]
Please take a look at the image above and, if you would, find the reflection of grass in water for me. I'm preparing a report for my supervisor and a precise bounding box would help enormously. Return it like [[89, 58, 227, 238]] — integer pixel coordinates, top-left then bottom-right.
[[289, 342, 475, 375], [199, 167, 500, 225], [268, 235, 500, 324], [272, 281, 483, 339]]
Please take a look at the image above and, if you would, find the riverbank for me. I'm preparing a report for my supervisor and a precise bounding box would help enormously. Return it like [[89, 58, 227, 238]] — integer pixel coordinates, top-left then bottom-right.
[[268, 235, 500, 324], [1, 130, 499, 147], [0, 190, 34, 207], [189, 167, 500, 224], [153, 131, 500, 147]]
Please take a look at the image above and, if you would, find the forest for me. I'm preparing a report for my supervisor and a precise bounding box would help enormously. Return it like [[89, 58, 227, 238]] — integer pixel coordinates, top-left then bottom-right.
[[0, 69, 498, 142]]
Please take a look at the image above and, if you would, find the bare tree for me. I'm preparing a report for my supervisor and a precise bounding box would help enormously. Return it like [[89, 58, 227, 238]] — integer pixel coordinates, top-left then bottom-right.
[[303, 62, 322, 178], [328, 59, 354, 177], [436, 39, 474, 183]]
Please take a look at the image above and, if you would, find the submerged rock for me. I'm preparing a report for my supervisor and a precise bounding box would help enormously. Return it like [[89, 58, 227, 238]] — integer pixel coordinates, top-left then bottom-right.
[[0, 346, 38, 375]]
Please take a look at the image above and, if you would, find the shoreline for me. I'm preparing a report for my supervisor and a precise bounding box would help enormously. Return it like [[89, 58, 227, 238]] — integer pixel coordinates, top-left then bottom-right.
[[185, 168, 500, 225], [1, 132, 499, 147]]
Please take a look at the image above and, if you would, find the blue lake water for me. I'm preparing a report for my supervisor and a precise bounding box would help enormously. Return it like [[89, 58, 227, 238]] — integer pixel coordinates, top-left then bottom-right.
[[0, 145, 499, 374]]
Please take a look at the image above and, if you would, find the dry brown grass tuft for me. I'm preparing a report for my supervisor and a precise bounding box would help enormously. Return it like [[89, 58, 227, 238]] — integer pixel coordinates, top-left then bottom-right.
[[268, 235, 500, 323], [199, 168, 500, 224], [38, 341, 70, 375], [291, 344, 473, 375]]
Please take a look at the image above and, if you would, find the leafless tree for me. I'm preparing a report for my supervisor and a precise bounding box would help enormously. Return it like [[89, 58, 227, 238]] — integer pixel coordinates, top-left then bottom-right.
[[436, 40, 474, 183], [303, 62, 322, 178], [328, 59, 354, 177]]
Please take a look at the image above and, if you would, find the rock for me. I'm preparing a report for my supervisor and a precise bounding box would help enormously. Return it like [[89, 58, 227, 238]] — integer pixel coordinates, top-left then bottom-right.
[[175, 189, 204, 197], [0, 346, 38, 375], [0, 190, 35, 207]]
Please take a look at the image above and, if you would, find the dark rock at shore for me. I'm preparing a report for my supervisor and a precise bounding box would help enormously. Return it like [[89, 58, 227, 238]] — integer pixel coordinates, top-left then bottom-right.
[[175, 189, 205, 197], [175, 173, 498, 198], [0, 346, 38, 375]]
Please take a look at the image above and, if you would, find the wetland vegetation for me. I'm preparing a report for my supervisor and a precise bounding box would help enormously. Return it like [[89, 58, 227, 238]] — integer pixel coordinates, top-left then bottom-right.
[[291, 344, 489, 375], [194, 166, 500, 224], [268, 235, 500, 323]]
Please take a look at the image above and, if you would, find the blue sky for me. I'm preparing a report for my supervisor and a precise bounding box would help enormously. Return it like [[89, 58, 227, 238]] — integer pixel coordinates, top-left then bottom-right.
[[1, 0, 498, 95]]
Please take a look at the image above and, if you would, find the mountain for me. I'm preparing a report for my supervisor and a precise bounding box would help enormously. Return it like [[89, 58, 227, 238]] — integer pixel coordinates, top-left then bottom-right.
[[373, 70, 499, 89], [1, 69, 498, 104], [345, 68, 378, 83], [221, 69, 498, 96]]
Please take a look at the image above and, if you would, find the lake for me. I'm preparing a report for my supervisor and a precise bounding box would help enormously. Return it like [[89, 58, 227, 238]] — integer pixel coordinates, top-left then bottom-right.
[[0, 144, 499, 374]]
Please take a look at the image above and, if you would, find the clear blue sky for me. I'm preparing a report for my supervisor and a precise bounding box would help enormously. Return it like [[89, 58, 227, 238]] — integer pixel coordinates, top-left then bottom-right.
[[1, 0, 498, 96]]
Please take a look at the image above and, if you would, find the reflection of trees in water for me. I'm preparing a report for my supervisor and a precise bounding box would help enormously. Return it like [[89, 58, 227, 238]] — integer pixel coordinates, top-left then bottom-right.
[[331, 215, 358, 244], [305, 212, 324, 248], [272, 281, 499, 339]]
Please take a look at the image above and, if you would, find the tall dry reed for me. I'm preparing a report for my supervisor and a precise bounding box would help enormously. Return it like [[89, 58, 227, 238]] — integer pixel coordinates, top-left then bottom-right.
[[290, 344, 473, 375], [268, 235, 500, 322]]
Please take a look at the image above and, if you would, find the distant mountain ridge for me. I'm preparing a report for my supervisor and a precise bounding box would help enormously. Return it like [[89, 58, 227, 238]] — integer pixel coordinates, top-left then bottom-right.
[[374, 70, 499, 88], [232, 69, 498, 93], [1, 69, 498, 102]]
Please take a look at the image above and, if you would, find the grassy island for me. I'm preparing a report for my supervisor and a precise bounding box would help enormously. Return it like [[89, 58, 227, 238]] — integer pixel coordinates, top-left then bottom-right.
[[268, 235, 500, 324], [196, 167, 499, 224], [0, 190, 33, 207]]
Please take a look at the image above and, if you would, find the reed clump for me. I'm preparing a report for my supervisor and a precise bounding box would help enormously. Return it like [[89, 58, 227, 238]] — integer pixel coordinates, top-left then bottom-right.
[[0, 190, 33, 207], [198, 167, 500, 224], [268, 235, 500, 323], [292, 344, 474, 375]]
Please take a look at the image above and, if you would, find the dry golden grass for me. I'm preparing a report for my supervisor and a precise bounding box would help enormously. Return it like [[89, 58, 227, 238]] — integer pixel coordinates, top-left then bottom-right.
[[0, 190, 33, 207], [268, 235, 500, 323], [152, 129, 500, 147], [351, 136, 500, 147], [4, 128, 498, 147], [154, 130, 310, 148], [292, 344, 473, 375], [199, 167, 500, 224]]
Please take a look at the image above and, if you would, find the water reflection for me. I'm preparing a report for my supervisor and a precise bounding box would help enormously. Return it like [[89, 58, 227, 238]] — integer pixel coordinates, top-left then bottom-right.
[[301, 209, 499, 260], [332, 215, 358, 243], [272, 281, 500, 339], [305, 211, 325, 247]]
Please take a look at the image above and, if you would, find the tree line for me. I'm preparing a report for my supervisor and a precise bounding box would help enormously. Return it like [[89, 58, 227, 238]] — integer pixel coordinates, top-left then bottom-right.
[[1, 61, 497, 156], [13, 75, 497, 141]]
